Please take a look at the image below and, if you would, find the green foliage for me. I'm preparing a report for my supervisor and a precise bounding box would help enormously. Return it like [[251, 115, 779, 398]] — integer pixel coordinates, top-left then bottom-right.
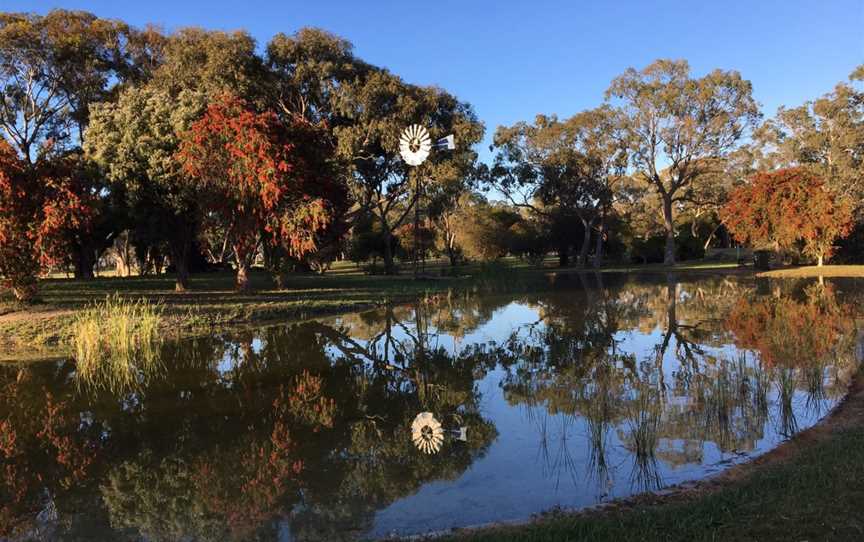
[[334, 68, 484, 273], [607, 59, 761, 265], [0, 10, 144, 162]]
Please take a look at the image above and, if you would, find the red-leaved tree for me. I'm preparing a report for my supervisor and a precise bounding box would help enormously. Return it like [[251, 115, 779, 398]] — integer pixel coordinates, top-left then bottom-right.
[[0, 142, 95, 302], [720, 168, 853, 266], [178, 95, 342, 291]]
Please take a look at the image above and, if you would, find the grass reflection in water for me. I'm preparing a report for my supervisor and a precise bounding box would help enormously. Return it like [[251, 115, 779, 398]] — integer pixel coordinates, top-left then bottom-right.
[[0, 274, 860, 540]]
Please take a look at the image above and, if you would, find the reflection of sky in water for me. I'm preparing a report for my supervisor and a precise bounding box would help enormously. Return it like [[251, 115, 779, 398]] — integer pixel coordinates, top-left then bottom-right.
[[7, 278, 861, 541], [361, 299, 850, 539], [215, 337, 265, 377]]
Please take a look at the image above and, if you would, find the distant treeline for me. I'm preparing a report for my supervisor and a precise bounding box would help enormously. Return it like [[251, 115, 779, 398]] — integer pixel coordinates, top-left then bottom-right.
[[0, 10, 861, 301]]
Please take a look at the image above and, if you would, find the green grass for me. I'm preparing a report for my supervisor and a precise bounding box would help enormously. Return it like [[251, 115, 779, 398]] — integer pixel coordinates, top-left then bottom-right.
[[0, 257, 756, 358], [758, 265, 864, 279], [440, 379, 864, 542], [72, 294, 163, 393]]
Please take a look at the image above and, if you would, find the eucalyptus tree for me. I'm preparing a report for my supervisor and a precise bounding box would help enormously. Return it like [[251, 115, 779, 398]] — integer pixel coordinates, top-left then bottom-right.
[[266, 27, 368, 124], [564, 106, 629, 267], [334, 69, 482, 274], [0, 10, 160, 279], [150, 27, 267, 102], [606, 59, 760, 265], [754, 65, 864, 215], [491, 107, 626, 267], [0, 10, 142, 163]]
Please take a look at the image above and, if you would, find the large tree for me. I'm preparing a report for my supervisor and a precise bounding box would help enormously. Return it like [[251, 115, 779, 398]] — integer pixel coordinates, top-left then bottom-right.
[[0, 141, 94, 302], [85, 86, 206, 291], [150, 27, 266, 101], [178, 94, 345, 292], [491, 106, 626, 267], [262, 28, 366, 277], [721, 168, 853, 266], [753, 65, 864, 216], [334, 69, 482, 274], [0, 10, 156, 279], [606, 59, 760, 265], [0, 10, 143, 163], [265, 27, 366, 125], [86, 26, 271, 289]]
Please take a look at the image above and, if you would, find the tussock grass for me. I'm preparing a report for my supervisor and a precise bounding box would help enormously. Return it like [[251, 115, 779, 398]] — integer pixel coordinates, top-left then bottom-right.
[[71, 294, 163, 392]]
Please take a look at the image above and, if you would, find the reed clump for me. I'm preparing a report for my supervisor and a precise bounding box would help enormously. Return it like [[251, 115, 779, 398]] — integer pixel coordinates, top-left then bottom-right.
[[71, 294, 163, 392]]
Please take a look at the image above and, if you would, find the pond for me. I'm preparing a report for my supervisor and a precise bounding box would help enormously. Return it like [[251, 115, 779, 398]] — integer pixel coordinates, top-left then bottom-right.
[[1, 273, 862, 541]]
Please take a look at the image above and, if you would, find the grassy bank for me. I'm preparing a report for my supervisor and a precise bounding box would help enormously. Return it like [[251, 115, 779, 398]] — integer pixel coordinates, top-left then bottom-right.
[[438, 372, 864, 542], [0, 259, 751, 358], [758, 265, 864, 279]]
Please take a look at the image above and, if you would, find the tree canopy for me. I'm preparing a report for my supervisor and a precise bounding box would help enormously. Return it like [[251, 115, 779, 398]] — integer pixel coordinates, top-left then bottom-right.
[[721, 168, 853, 265]]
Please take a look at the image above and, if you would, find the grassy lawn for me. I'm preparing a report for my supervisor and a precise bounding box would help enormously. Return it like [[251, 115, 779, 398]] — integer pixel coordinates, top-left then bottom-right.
[[1, 259, 859, 360], [441, 373, 864, 542], [758, 265, 864, 279], [0, 258, 752, 357]]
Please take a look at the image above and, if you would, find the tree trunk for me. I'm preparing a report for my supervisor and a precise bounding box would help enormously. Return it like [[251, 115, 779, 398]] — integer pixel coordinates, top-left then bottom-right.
[[235, 260, 251, 292], [578, 219, 591, 267], [703, 223, 722, 251], [382, 227, 396, 275], [73, 249, 96, 280], [558, 250, 569, 267], [662, 195, 676, 266], [174, 256, 190, 292], [447, 245, 458, 267], [169, 230, 192, 292], [593, 218, 605, 269], [817, 254, 824, 267], [151, 247, 164, 275]]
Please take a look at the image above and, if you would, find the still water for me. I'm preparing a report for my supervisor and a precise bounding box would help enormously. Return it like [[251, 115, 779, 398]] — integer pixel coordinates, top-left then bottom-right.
[[1, 273, 862, 541]]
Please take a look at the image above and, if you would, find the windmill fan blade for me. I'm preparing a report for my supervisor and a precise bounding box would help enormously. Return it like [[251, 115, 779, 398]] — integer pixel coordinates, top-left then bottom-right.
[[399, 124, 432, 166]]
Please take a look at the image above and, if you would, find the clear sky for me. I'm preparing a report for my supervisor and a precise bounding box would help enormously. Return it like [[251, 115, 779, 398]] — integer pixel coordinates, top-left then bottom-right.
[[7, 0, 864, 161]]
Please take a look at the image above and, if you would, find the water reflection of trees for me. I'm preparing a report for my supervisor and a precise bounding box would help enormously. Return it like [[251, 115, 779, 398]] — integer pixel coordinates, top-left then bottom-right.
[[498, 275, 859, 492], [0, 277, 859, 540], [0, 301, 501, 541]]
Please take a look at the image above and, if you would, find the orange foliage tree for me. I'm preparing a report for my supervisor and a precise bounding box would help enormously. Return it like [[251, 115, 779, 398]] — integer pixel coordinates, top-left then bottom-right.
[[0, 142, 95, 302], [720, 168, 853, 266], [726, 285, 854, 367], [178, 95, 345, 291]]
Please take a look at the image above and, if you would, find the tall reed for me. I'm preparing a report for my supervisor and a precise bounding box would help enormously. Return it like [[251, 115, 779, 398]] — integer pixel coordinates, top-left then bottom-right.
[[71, 294, 163, 393]]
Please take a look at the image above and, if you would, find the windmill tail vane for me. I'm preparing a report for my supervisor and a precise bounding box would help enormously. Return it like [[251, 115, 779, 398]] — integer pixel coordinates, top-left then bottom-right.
[[435, 134, 456, 150]]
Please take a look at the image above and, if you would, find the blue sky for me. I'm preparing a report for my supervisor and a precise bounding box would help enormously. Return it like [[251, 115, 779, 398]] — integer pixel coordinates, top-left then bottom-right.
[[8, 0, 864, 161]]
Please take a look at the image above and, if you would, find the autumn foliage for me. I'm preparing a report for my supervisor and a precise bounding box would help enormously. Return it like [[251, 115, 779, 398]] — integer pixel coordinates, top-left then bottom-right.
[[726, 285, 855, 367], [720, 168, 853, 265], [0, 142, 95, 302], [178, 94, 344, 291]]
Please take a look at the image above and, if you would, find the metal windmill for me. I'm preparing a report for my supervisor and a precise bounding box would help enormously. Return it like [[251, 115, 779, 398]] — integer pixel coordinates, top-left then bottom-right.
[[398, 124, 456, 277]]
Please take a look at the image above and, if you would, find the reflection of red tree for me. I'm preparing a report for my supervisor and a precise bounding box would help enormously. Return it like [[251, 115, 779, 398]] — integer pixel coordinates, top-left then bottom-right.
[[0, 386, 98, 537], [286, 370, 336, 431], [1, 417, 38, 538], [37, 394, 97, 486], [727, 287, 853, 367], [188, 372, 335, 539]]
